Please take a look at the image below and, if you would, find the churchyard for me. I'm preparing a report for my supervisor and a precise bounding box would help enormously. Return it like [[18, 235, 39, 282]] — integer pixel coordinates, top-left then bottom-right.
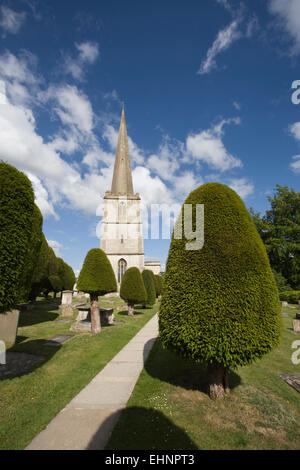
[[107, 303, 300, 450], [0, 295, 159, 450]]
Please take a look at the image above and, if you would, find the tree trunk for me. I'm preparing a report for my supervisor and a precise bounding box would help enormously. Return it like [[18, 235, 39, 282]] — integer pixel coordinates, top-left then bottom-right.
[[128, 304, 134, 316], [90, 294, 101, 334], [207, 365, 230, 400]]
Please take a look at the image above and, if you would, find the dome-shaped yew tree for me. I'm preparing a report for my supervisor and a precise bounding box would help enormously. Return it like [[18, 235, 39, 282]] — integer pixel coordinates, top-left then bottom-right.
[[77, 249, 117, 333], [142, 270, 156, 307], [0, 162, 35, 312], [120, 267, 146, 316], [159, 183, 281, 399]]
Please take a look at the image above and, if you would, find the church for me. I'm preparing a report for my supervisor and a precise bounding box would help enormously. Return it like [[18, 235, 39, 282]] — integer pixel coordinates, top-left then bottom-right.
[[100, 108, 160, 284]]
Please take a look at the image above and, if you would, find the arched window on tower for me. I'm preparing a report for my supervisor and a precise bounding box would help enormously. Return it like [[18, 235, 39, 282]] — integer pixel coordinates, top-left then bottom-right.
[[118, 258, 127, 283]]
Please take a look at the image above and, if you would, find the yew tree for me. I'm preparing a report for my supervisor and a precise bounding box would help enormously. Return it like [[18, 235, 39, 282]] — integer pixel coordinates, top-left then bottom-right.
[[120, 267, 146, 316], [77, 248, 117, 334], [159, 183, 281, 399]]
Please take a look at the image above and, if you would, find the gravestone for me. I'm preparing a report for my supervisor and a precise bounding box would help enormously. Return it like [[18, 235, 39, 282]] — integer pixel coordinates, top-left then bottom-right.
[[60, 305, 74, 318], [70, 307, 114, 332], [281, 301, 288, 307], [61, 290, 73, 305], [293, 319, 300, 333], [45, 334, 75, 347], [278, 373, 300, 393]]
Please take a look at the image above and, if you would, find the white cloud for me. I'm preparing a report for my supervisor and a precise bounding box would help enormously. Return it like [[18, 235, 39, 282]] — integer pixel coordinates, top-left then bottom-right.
[[186, 118, 242, 171], [26, 172, 59, 220], [228, 177, 254, 198], [233, 101, 241, 110], [76, 42, 99, 63], [47, 239, 66, 257], [0, 6, 26, 36], [215, 0, 232, 13], [133, 166, 174, 206], [290, 155, 300, 173], [64, 41, 99, 81], [289, 122, 300, 141], [51, 85, 94, 134], [198, 19, 242, 75], [269, 0, 300, 54]]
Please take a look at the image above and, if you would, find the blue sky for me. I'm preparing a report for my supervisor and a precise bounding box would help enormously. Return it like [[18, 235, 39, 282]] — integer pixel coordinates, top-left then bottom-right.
[[0, 0, 300, 274]]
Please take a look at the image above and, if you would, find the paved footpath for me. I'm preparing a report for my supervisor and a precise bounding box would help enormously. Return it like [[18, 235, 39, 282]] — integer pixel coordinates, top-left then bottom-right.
[[26, 314, 159, 450]]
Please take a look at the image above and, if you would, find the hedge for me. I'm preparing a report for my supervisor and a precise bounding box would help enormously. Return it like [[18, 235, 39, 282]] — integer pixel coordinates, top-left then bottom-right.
[[0, 162, 35, 311]]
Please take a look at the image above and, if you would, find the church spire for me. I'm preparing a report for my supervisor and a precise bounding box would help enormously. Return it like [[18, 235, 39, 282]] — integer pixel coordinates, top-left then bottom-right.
[[111, 106, 134, 196]]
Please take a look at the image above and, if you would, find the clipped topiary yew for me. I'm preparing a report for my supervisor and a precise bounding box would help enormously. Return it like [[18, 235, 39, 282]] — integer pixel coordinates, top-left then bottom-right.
[[77, 248, 117, 333], [159, 183, 281, 399], [0, 162, 35, 312], [154, 274, 163, 297], [120, 267, 147, 316], [142, 270, 156, 307], [62, 261, 76, 291], [18, 204, 43, 303]]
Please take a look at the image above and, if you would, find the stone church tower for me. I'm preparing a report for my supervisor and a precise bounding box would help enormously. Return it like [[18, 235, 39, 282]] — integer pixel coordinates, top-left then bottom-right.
[[100, 107, 144, 284]]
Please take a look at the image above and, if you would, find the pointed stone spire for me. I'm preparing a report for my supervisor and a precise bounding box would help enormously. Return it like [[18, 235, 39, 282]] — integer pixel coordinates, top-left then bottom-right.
[[111, 106, 134, 195]]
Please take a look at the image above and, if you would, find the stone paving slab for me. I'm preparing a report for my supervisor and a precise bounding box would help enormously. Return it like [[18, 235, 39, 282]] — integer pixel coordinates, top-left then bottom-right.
[[26, 408, 123, 450], [26, 314, 158, 450]]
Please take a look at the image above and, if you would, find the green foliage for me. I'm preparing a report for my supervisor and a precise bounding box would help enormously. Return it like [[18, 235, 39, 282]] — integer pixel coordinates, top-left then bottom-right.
[[29, 234, 50, 300], [77, 248, 117, 296], [272, 269, 292, 293], [279, 291, 300, 303], [154, 275, 163, 297], [250, 185, 300, 289], [142, 270, 156, 306], [120, 267, 147, 306], [18, 204, 43, 302], [47, 247, 62, 294], [62, 261, 75, 290], [0, 162, 35, 312], [159, 183, 281, 369]]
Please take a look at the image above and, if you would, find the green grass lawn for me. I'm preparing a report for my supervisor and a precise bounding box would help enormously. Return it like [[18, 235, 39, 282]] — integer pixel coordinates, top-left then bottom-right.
[[0, 296, 159, 450], [106, 304, 300, 450]]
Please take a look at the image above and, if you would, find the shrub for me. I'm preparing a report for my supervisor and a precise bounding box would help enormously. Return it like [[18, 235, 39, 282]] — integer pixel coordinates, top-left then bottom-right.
[[120, 267, 147, 315], [18, 204, 43, 302], [29, 234, 50, 300], [280, 291, 300, 303], [77, 249, 117, 333], [154, 275, 163, 297], [159, 183, 281, 399], [142, 270, 156, 307], [0, 162, 35, 312], [62, 261, 76, 291], [272, 269, 292, 293]]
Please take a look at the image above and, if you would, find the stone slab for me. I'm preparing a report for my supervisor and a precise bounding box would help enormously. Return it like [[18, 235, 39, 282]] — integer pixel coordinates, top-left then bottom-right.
[[67, 379, 137, 409], [45, 334, 75, 347], [278, 373, 300, 393], [26, 407, 123, 450]]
